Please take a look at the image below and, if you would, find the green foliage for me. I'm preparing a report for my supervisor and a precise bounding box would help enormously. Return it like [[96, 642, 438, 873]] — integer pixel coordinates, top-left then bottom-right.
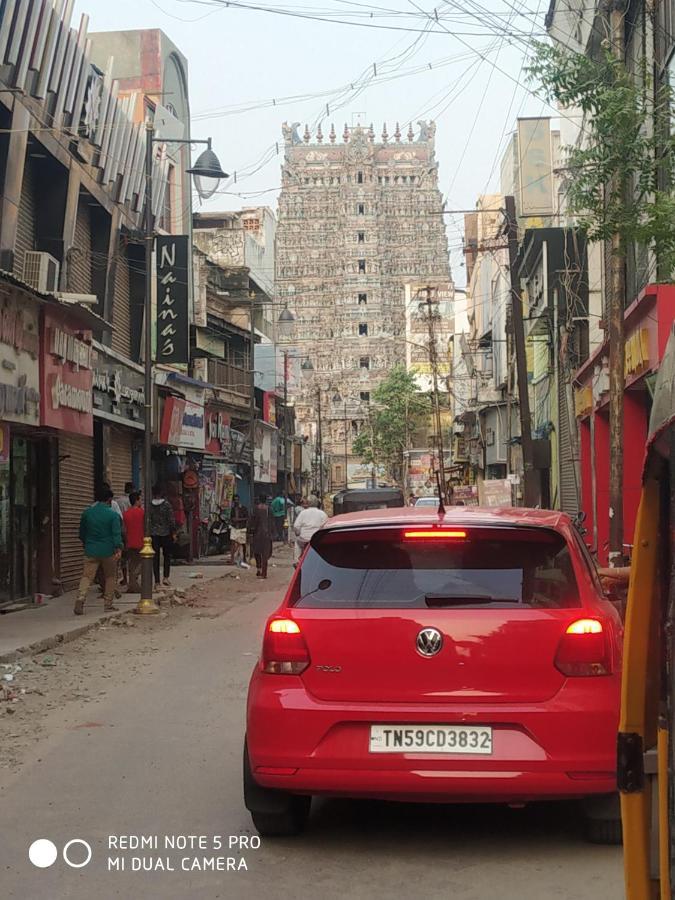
[[352, 365, 430, 487], [528, 41, 675, 276]]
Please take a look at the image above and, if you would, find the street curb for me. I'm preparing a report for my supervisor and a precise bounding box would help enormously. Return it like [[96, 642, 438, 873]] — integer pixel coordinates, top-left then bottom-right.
[[0, 611, 124, 664]]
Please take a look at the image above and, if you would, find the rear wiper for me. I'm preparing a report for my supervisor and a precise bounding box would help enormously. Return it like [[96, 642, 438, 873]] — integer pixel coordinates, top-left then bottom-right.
[[423, 594, 520, 608]]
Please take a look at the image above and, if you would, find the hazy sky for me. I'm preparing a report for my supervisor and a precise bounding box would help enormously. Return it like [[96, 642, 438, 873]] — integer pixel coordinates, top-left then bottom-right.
[[73, 0, 554, 285]]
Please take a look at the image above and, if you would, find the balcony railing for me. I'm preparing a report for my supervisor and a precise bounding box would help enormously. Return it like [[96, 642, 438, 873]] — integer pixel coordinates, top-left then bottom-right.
[[207, 360, 250, 397]]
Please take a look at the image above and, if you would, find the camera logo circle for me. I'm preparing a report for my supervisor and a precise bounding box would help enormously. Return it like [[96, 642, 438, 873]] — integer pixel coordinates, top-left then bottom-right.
[[63, 839, 92, 868], [29, 838, 92, 869], [29, 839, 58, 868]]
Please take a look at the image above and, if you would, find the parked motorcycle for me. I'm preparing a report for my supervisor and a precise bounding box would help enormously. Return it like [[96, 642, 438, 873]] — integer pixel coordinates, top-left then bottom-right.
[[209, 510, 230, 556]]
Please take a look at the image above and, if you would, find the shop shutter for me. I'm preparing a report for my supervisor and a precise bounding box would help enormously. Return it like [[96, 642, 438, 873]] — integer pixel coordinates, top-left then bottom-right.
[[112, 245, 131, 357], [558, 374, 579, 517], [15, 161, 36, 279], [69, 197, 93, 294], [108, 427, 133, 496], [58, 434, 94, 591]]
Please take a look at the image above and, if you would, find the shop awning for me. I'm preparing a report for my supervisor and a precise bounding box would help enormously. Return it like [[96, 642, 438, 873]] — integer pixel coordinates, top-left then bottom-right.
[[0, 268, 111, 331]]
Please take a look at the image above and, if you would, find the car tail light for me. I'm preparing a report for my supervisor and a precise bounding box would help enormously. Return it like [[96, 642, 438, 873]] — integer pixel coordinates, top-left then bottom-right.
[[403, 530, 467, 539], [555, 618, 612, 676], [261, 617, 310, 675]]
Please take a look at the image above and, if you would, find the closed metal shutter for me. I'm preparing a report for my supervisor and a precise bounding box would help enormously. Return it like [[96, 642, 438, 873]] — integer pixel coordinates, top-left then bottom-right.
[[112, 246, 131, 357], [15, 162, 36, 279], [69, 197, 92, 293], [108, 427, 133, 496], [558, 374, 579, 517], [58, 434, 94, 591]]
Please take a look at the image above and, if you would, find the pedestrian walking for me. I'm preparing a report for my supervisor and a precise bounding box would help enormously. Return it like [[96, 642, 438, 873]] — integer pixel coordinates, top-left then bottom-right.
[[292, 497, 308, 566], [114, 482, 134, 515], [74, 487, 123, 615], [270, 491, 286, 541], [250, 495, 273, 578], [229, 495, 249, 567], [123, 491, 144, 592], [293, 497, 328, 561], [115, 482, 135, 586], [150, 484, 176, 587]]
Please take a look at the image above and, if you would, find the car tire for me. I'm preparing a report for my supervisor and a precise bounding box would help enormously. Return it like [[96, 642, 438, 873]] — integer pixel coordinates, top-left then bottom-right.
[[585, 816, 622, 845], [243, 741, 311, 837], [583, 794, 622, 845], [250, 799, 311, 838]]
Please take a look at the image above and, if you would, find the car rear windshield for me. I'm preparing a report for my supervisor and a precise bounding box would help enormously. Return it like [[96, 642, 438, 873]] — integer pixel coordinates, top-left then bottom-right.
[[292, 526, 580, 609]]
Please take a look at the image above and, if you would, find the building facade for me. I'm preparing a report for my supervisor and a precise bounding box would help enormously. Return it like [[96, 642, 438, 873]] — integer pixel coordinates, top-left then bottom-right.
[[275, 121, 452, 489]]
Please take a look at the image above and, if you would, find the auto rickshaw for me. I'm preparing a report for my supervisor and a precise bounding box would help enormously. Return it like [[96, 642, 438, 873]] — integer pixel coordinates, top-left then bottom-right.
[[331, 488, 405, 515], [620, 322, 675, 898]]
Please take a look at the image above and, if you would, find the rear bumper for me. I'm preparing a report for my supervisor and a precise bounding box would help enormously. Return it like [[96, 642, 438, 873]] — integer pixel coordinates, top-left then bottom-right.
[[246, 672, 619, 802]]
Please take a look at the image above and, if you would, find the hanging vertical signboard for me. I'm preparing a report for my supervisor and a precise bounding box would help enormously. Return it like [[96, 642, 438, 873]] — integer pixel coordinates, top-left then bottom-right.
[[156, 234, 190, 364]]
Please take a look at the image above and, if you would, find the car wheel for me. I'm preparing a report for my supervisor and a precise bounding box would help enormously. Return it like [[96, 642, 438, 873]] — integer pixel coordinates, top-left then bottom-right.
[[585, 816, 622, 845], [583, 794, 622, 845], [243, 741, 311, 837], [250, 799, 311, 837]]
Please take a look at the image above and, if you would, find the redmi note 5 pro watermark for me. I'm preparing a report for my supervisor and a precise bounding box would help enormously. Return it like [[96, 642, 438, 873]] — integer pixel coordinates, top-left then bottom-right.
[[30, 835, 258, 873]]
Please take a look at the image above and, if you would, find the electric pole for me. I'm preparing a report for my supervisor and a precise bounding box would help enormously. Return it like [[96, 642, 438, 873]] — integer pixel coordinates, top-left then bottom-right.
[[423, 286, 448, 505], [505, 196, 538, 507], [607, 4, 627, 566]]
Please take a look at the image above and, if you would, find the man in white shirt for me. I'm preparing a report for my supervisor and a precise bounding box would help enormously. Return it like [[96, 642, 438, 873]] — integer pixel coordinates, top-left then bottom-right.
[[293, 498, 328, 566]]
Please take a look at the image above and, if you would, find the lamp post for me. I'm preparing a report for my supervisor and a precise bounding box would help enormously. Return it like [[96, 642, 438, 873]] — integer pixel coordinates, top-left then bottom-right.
[[136, 124, 227, 616]]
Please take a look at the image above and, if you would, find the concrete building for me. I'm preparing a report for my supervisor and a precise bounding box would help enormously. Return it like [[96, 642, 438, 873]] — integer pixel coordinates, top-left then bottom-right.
[[275, 120, 452, 490]]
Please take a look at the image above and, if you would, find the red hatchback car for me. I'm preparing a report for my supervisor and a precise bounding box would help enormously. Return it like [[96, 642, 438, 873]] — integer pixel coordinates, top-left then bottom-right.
[[244, 508, 622, 841]]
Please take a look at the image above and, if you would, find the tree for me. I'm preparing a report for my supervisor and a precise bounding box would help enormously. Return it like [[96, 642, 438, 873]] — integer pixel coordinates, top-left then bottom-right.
[[528, 42, 675, 273], [352, 366, 431, 490], [528, 38, 675, 562]]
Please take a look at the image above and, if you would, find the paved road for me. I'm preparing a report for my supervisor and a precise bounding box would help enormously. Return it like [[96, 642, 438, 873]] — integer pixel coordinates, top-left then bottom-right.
[[1, 555, 623, 900]]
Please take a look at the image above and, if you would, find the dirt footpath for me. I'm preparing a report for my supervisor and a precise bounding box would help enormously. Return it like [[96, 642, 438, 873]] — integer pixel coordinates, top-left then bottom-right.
[[0, 553, 290, 777]]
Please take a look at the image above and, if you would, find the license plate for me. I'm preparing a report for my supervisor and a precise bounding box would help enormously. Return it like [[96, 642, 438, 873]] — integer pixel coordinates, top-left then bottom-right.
[[369, 724, 493, 755]]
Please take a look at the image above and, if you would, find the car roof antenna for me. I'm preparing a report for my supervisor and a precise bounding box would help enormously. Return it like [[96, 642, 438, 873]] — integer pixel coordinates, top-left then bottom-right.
[[435, 470, 446, 518]]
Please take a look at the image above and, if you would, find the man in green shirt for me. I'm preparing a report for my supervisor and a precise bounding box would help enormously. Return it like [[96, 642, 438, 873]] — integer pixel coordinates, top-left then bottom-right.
[[74, 487, 123, 615], [270, 492, 286, 542]]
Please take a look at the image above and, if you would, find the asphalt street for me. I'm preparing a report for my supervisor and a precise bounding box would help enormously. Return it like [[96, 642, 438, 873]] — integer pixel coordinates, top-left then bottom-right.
[[0, 554, 624, 900]]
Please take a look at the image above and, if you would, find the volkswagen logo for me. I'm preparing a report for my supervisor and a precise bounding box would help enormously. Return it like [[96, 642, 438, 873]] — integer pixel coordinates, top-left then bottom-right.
[[416, 627, 443, 657]]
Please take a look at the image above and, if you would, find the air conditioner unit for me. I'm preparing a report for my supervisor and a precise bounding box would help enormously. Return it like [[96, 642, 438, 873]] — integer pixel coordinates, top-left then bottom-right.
[[23, 251, 60, 293]]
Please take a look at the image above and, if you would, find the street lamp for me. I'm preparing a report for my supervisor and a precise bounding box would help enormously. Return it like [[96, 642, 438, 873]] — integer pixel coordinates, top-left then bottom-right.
[[137, 125, 227, 616], [186, 139, 228, 200], [277, 307, 295, 339]]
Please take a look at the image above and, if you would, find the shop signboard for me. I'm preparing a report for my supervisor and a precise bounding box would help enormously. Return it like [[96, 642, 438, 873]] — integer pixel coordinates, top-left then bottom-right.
[[0, 295, 40, 427], [479, 478, 513, 508], [205, 406, 231, 456], [452, 485, 478, 506], [159, 396, 206, 450], [181, 400, 205, 450], [156, 234, 190, 364], [263, 391, 277, 426], [40, 308, 93, 435], [160, 397, 186, 445], [254, 420, 278, 483], [92, 346, 145, 428]]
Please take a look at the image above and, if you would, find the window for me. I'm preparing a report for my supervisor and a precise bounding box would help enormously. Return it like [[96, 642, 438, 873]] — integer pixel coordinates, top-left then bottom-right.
[[292, 527, 580, 609], [360, 356, 370, 369], [357, 171, 364, 184], [358, 259, 366, 274], [358, 293, 367, 305], [357, 203, 365, 215], [357, 231, 365, 243], [351, 420, 359, 436], [359, 323, 368, 336], [360, 391, 370, 402]]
